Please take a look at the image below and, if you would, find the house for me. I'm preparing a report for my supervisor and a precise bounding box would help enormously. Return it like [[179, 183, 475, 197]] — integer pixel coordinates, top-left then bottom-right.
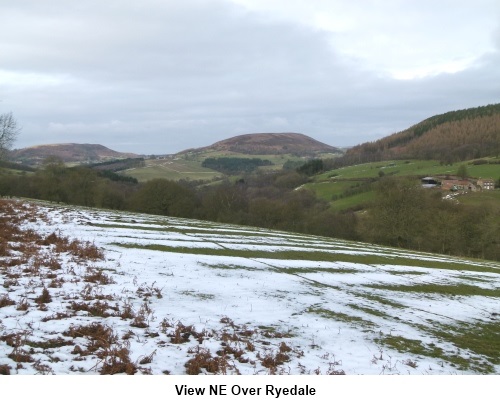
[[441, 179, 477, 192], [477, 179, 495, 191]]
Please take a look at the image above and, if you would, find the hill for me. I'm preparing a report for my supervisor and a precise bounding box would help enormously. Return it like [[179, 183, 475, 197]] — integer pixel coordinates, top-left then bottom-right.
[[10, 143, 140, 166], [122, 133, 341, 182], [182, 132, 341, 156], [344, 103, 500, 164], [1, 198, 500, 375]]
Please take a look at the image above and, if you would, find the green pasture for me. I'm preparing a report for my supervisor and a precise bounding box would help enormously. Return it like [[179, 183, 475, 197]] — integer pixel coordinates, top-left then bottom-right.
[[180, 149, 307, 165], [120, 158, 222, 182], [307, 158, 499, 211], [318, 159, 500, 180], [329, 190, 375, 211], [302, 180, 363, 200], [302, 181, 375, 211], [121, 151, 311, 181]]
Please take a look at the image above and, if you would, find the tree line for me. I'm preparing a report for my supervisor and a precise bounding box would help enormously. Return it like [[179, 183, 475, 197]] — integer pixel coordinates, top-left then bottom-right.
[[1, 157, 499, 261]]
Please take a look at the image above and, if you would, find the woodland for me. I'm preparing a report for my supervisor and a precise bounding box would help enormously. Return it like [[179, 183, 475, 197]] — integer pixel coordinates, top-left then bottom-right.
[[201, 157, 274, 174], [2, 103, 500, 261], [336, 104, 500, 166], [1, 156, 499, 262]]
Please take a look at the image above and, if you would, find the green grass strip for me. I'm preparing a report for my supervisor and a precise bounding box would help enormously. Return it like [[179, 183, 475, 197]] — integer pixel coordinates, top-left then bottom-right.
[[112, 242, 498, 272], [366, 283, 500, 297]]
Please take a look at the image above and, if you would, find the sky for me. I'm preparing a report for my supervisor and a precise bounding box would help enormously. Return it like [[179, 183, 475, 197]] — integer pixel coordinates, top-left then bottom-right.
[[1, 0, 500, 155]]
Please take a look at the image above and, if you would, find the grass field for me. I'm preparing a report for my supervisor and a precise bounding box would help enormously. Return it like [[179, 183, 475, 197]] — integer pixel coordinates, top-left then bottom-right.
[[0, 168, 33, 177], [119, 149, 324, 182], [117, 154, 499, 214], [329, 190, 376, 211], [2, 199, 499, 374], [318, 158, 500, 181], [307, 158, 500, 211], [121, 158, 222, 182]]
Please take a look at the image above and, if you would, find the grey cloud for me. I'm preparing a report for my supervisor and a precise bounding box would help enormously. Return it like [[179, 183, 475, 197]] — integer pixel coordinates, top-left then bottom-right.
[[2, 0, 499, 154]]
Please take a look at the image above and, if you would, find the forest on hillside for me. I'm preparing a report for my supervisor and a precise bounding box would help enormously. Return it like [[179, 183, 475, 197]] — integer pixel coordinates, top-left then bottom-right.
[[1, 157, 499, 262], [343, 104, 500, 165], [201, 157, 274, 174]]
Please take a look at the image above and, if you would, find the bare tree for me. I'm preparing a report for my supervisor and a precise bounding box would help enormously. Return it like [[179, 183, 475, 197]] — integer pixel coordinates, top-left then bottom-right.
[[0, 112, 20, 159]]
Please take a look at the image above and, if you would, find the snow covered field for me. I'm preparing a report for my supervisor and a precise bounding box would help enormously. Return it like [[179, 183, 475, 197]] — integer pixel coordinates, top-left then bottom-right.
[[1, 199, 499, 375]]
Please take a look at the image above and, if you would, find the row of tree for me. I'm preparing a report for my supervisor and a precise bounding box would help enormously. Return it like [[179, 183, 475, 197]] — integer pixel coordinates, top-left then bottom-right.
[[1, 158, 499, 261], [2, 110, 499, 261]]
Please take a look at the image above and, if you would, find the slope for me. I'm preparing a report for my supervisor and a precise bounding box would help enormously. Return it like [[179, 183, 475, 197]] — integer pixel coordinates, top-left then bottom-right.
[[181, 132, 341, 156], [10, 143, 140, 166], [124, 133, 341, 182], [345, 103, 500, 164], [1, 199, 499, 375]]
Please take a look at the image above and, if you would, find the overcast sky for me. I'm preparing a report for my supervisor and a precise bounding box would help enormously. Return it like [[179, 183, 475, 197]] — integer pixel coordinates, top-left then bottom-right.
[[1, 0, 499, 154]]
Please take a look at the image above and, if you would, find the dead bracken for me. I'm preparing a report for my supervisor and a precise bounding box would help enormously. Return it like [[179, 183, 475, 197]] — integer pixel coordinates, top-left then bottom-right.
[[1, 198, 499, 375]]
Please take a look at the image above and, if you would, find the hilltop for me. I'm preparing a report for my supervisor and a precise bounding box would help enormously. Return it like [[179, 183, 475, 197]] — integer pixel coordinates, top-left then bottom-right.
[[181, 132, 341, 156], [120, 133, 341, 182], [5, 133, 340, 179], [344, 103, 500, 164], [10, 143, 140, 166]]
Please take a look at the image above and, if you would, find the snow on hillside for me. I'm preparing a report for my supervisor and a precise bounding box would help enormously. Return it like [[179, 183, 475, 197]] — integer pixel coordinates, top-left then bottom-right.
[[1, 199, 499, 375]]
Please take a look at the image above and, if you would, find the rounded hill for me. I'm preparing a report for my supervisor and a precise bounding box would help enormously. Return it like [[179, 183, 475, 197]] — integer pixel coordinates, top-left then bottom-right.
[[10, 143, 139, 166], [192, 132, 341, 156]]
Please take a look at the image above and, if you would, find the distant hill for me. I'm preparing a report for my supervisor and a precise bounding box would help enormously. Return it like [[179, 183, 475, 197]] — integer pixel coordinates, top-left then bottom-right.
[[345, 103, 500, 164], [10, 143, 140, 166], [181, 132, 341, 156]]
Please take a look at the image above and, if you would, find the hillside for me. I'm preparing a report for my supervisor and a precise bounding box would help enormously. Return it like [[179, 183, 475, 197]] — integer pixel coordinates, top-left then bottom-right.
[[345, 103, 500, 164], [307, 158, 500, 211], [10, 143, 140, 166], [182, 132, 341, 156], [1, 198, 499, 375], [122, 133, 341, 182]]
